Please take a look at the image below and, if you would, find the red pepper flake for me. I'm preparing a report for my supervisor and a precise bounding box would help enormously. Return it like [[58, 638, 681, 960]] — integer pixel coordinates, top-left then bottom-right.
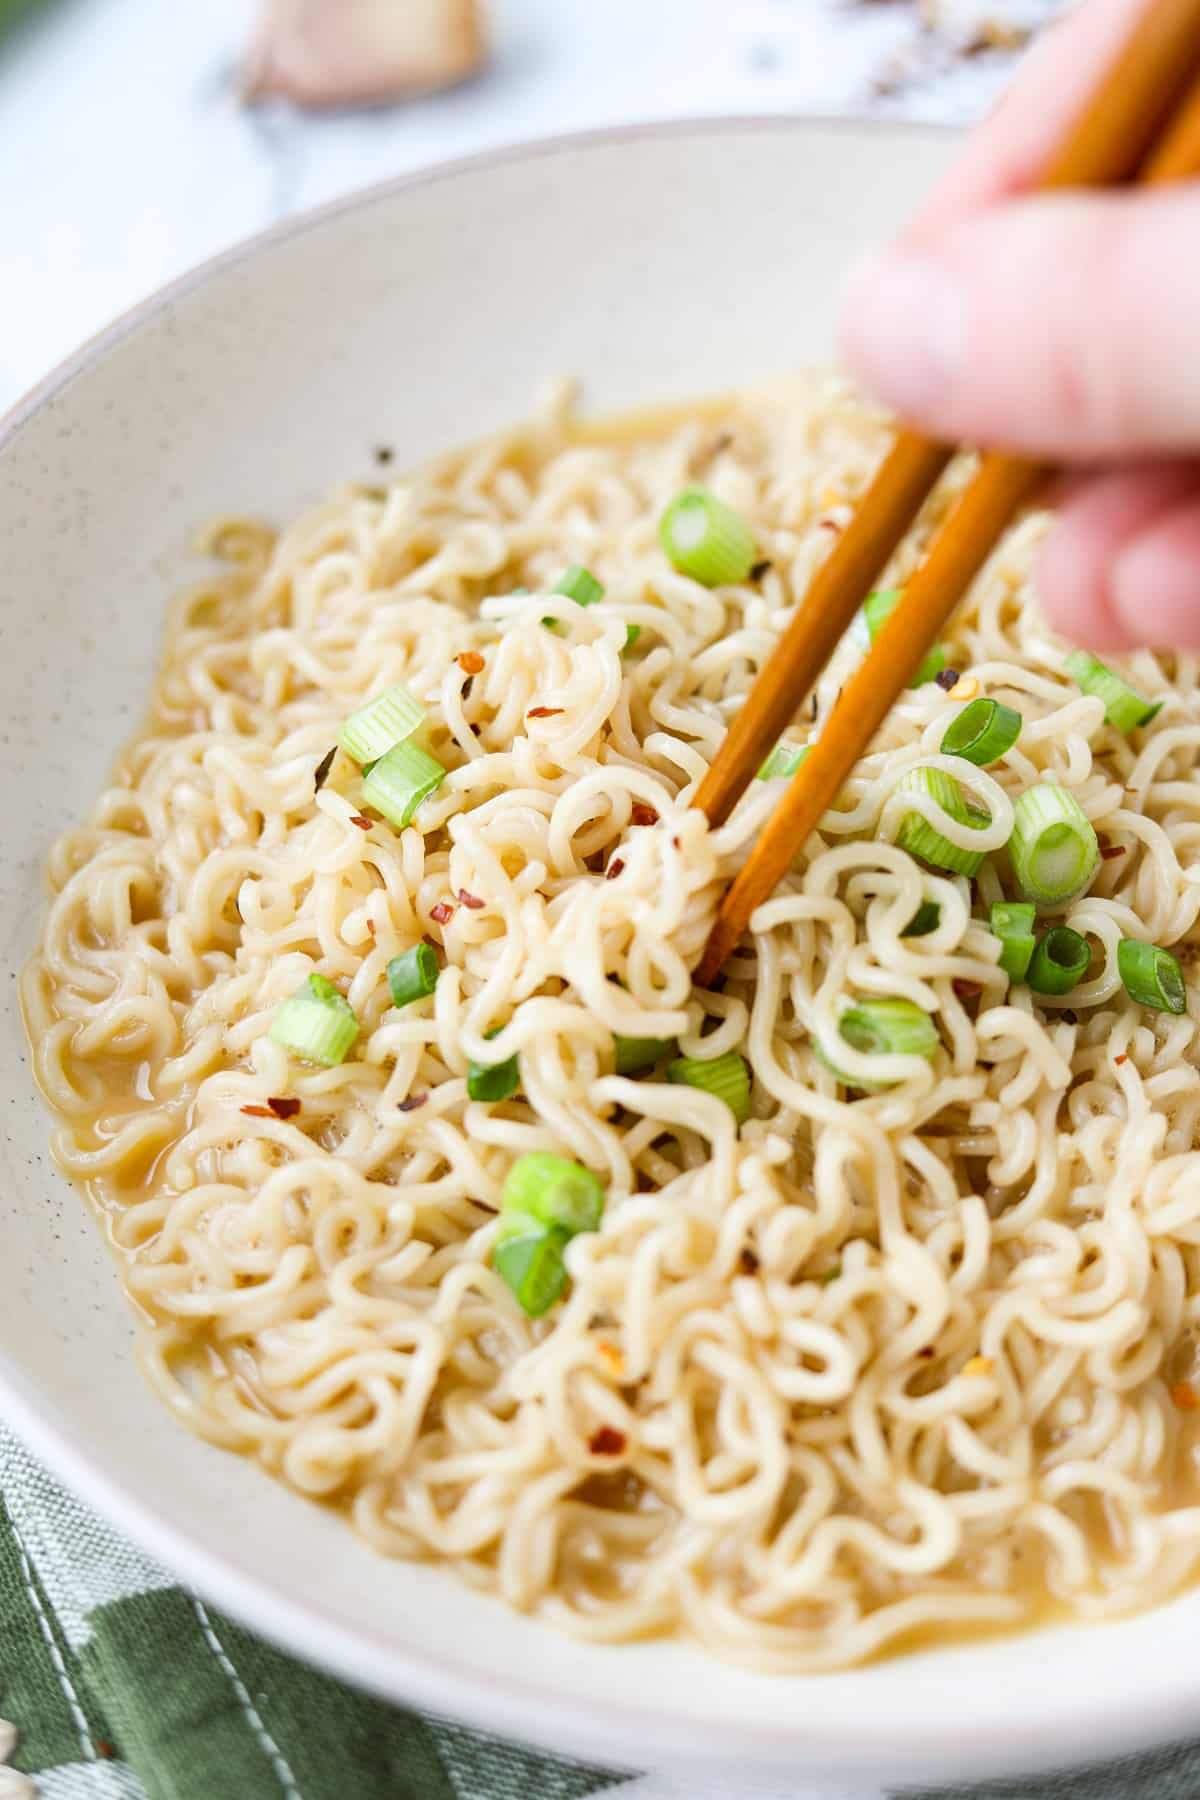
[[241, 1104, 275, 1118], [527, 705, 564, 719], [631, 803, 659, 828], [313, 745, 337, 793], [588, 1425, 627, 1456], [918, 1346, 935, 1359], [457, 889, 485, 910], [1173, 1381, 1200, 1411], [818, 516, 842, 532], [349, 814, 372, 831], [606, 858, 625, 881], [1101, 844, 1127, 861], [267, 1096, 301, 1119], [96, 1740, 116, 1761], [430, 901, 455, 926], [1115, 1052, 1128, 1065], [671, 835, 681, 850], [456, 651, 485, 676], [953, 979, 982, 1000], [399, 1091, 429, 1113], [366, 919, 376, 938]]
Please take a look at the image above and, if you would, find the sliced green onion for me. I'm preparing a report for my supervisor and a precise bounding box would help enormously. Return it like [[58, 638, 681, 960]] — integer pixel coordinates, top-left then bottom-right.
[[839, 998, 940, 1061], [1009, 784, 1099, 906], [501, 1150, 606, 1235], [902, 900, 941, 938], [1027, 925, 1090, 995], [757, 742, 810, 781], [613, 1034, 674, 1076], [659, 487, 756, 587], [1118, 938, 1187, 1014], [863, 588, 945, 686], [362, 740, 446, 830], [811, 1041, 885, 1091], [814, 997, 940, 1089], [494, 1146, 606, 1317], [387, 943, 439, 1008], [554, 564, 604, 607], [895, 766, 987, 877], [543, 565, 604, 629], [493, 1225, 571, 1318], [337, 683, 424, 765], [269, 973, 359, 1066], [1065, 650, 1161, 733], [941, 697, 1022, 765], [623, 624, 642, 651], [667, 1050, 750, 1122], [467, 1027, 520, 1103], [990, 901, 1037, 983]]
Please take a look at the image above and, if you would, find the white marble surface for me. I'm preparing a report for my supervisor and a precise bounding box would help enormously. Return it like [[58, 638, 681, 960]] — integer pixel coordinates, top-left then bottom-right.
[[0, 0, 1055, 414]]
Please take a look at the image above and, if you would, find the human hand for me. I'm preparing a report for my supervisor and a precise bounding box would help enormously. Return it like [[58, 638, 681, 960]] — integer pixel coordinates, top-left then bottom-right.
[[839, 0, 1200, 652]]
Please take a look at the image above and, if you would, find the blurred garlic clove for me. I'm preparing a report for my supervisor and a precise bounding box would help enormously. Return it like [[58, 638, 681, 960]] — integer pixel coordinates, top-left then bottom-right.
[[244, 0, 487, 108]]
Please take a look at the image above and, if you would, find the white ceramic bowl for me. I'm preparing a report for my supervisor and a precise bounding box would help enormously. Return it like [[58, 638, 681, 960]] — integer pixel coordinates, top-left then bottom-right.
[[3, 120, 1198, 1788]]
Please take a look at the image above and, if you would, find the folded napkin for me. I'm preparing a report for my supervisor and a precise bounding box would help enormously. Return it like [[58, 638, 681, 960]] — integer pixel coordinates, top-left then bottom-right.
[[3, 1423, 1200, 1800]]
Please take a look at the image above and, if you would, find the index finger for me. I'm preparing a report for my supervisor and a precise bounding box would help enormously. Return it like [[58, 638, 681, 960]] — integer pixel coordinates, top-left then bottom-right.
[[912, 0, 1158, 236]]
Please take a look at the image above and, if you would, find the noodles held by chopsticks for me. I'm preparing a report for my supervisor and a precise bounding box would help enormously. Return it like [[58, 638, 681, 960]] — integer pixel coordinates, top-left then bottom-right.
[[23, 377, 1200, 1670]]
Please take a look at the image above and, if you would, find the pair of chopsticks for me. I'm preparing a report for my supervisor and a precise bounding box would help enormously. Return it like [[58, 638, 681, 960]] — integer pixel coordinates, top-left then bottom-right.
[[694, 0, 1200, 988]]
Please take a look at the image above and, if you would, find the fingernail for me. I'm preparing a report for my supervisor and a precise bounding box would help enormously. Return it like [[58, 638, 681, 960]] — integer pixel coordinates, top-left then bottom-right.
[[839, 248, 966, 418]]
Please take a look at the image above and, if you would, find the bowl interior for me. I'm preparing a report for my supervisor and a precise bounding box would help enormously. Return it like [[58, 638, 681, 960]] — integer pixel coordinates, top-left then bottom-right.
[[4, 119, 1198, 1782]]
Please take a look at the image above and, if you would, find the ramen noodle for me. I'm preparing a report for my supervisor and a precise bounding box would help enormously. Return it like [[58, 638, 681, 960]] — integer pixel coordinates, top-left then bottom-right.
[[23, 377, 1200, 1671]]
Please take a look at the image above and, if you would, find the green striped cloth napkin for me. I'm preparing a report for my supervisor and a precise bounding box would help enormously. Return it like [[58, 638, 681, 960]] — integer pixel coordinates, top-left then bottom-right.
[[5, 1419, 1200, 1800], [0, 1425, 627, 1800]]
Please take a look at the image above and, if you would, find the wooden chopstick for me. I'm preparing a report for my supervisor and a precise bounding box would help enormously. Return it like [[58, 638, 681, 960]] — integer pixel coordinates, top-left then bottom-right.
[[1143, 52, 1200, 175], [694, 4, 1200, 988], [694, 0, 1200, 838], [692, 432, 952, 830]]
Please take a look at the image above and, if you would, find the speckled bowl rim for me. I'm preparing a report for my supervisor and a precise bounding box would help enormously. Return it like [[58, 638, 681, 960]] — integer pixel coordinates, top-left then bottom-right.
[[1, 113, 954, 450]]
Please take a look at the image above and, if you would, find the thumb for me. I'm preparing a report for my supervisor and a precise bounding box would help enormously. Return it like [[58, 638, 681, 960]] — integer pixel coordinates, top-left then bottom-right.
[[839, 183, 1200, 461]]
